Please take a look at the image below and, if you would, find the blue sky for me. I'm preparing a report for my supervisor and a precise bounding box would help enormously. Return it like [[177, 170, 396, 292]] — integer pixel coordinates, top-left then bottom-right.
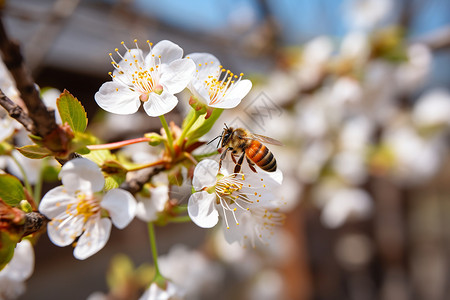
[[122, 0, 450, 43]]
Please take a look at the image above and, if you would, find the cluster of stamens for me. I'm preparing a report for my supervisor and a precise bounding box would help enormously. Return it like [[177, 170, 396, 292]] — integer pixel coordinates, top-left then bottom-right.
[[108, 40, 163, 101], [59, 192, 100, 221], [246, 206, 286, 246], [193, 61, 244, 105], [213, 173, 264, 229]]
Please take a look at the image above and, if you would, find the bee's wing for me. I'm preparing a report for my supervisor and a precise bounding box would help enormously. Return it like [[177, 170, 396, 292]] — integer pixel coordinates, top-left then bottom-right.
[[245, 133, 283, 146]]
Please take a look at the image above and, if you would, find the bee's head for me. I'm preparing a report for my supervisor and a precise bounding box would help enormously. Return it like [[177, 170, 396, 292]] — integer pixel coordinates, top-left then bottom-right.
[[206, 124, 233, 148], [221, 126, 234, 147]]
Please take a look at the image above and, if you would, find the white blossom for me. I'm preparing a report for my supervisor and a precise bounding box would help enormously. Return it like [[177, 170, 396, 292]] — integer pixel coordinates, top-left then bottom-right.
[[0, 240, 34, 300], [95, 40, 196, 117], [39, 158, 137, 260], [188, 159, 284, 247], [187, 53, 252, 109], [139, 282, 184, 300]]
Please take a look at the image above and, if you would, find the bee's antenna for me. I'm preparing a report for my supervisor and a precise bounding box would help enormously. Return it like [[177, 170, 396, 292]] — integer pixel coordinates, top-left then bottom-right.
[[216, 134, 223, 148], [224, 123, 229, 129], [207, 135, 221, 145]]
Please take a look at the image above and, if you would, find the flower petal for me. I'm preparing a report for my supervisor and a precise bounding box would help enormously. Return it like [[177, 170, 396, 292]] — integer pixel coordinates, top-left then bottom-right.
[[160, 58, 196, 94], [39, 186, 76, 219], [211, 79, 252, 109], [136, 185, 169, 222], [192, 159, 219, 190], [4, 240, 34, 281], [47, 215, 84, 247], [148, 40, 183, 66], [188, 79, 210, 104], [186, 52, 221, 78], [188, 191, 218, 228], [95, 81, 141, 115], [142, 91, 178, 117], [59, 158, 105, 193], [73, 217, 112, 260], [101, 189, 137, 229]]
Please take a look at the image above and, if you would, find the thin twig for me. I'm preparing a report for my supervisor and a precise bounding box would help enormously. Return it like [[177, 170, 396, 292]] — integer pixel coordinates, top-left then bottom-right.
[[0, 88, 34, 132], [120, 166, 165, 194]]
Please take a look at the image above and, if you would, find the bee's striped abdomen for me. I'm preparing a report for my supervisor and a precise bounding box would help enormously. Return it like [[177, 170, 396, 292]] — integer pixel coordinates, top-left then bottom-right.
[[246, 140, 277, 172]]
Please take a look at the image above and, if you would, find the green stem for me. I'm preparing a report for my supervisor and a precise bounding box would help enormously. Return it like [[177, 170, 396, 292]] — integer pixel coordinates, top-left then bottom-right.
[[177, 110, 201, 146], [172, 205, 188, 214], [11, 154, 33, 197], [194, 150, 219, 160], [148, 222, 162, 277], [169, 215, 192, 223], [33, 159, 45, 205], [159, 115, 174, 157]]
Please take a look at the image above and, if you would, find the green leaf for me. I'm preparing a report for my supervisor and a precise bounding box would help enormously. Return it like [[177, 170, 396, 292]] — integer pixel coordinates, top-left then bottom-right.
[[56, 89, 88, 133], [84, 149, 115, 166], [16, 145, 52, 159], [70, 131, 97, 154], [102, 160, 127, 190], [185, 108, 223, 146], [0, 174, 25, 206], [0, 233, 17, 271], [83, 150, 127, 190]]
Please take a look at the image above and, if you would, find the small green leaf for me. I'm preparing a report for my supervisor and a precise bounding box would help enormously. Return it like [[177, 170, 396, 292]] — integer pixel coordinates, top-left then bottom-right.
[[0, 174, 25, 206], [104, 174, 125, 190], [0, 142, 13, 156], [16, 145, 52, 159], [56, 89, 88, 133], [185, 108, 223, 146], [70, 131, 97, 154], [84, 149, 115, 166], [102, 160, 127, 190], [0, 233, 17, 271]]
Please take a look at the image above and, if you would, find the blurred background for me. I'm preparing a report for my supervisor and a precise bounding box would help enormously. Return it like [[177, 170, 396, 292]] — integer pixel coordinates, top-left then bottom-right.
[[2, 0, 450, 299]]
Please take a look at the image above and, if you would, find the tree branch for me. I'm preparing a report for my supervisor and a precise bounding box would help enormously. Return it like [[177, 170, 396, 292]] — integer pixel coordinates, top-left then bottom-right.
[[0, 17, 58, 138], [0, 88, 34, 132], [120, 166, 165, 194]]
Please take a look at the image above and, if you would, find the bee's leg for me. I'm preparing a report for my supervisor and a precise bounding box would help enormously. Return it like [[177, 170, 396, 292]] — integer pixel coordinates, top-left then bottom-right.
[[246, 156, 257, 173], [234, 153, 245, 173], [231, 154, 237, 164], [219, 147, 231, 171]]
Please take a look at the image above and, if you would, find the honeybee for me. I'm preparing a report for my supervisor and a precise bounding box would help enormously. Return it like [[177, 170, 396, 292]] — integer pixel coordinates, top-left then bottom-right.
[[213, 124, 282, 173]]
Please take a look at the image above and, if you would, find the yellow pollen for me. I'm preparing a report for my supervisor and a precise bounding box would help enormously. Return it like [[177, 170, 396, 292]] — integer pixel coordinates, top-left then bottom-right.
[[254, 192, 257, 196], [227, 226, 230, 229], [134, 39, 137, 43], [233, 208, 237, 211], [121, 41, 124, 45], [115, 48, 119, 52]]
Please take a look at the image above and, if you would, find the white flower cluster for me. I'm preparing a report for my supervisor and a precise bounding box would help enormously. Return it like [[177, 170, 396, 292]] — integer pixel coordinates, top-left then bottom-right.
[[95, 40, 252, 116]]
